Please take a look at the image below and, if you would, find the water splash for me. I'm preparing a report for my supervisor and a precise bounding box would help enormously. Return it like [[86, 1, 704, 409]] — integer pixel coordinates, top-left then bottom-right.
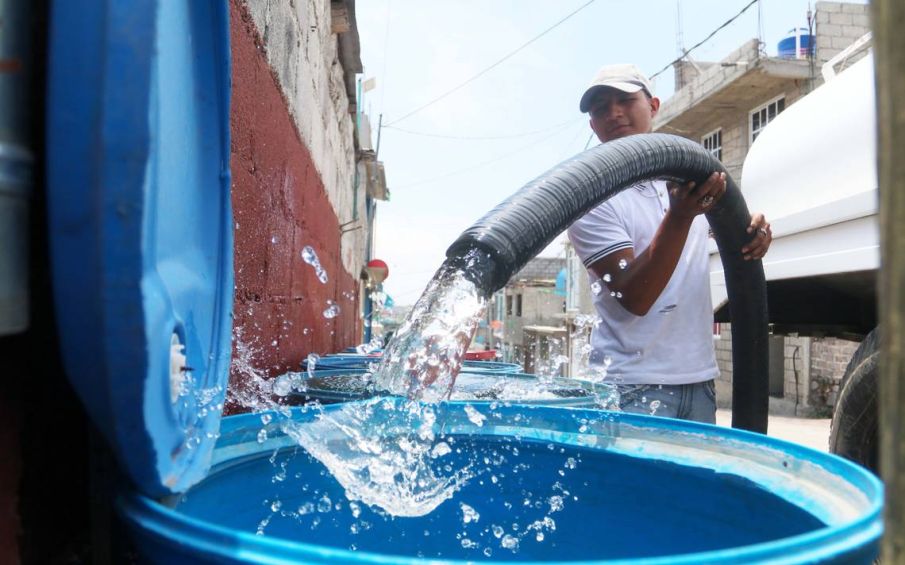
[[301, 245, 329, 284], [281, 398, 472, 517]]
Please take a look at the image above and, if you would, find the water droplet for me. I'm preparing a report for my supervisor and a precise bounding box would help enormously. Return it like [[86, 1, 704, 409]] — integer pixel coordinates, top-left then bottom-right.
[[256, 429, 268, 443], [618, 258, 628, 270], [501, 535, 519, 550], [431, 442, 451, 458], [492, 525, 504, 539], [260, 413, 272, 425], [297, 502, 315, 515], [564, 457, 577, 469], [463, 405, 486, 427], [306, 353, 320, 375], [271, 236, 277, 244], [272, 375, 292, 396], [602, 273, 612, 283], [483, 547, 493, 557], [615, 291, 623, 298], [317, 495, 332, 513], [548, 495, 564, 512], [323, 301, 340, 318], [270, 500, 282, 512], [460, 502, 480, 524], [590, 280, 602, 295], [301, 245, 329, 284], [349, 501, 361, 518], [536, 532, 545, 542]]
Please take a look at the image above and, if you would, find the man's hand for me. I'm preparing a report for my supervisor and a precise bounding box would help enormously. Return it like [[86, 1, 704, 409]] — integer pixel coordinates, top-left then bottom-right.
[[666, 172, 727, 220], [742, 213, 772, 260]]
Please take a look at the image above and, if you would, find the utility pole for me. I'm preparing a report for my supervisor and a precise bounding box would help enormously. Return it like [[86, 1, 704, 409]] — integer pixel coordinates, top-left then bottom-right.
[[873, 0, 905, 561]]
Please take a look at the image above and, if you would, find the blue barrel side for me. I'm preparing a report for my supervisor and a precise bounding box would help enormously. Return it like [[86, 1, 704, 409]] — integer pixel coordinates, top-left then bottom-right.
[[47, 0, 233, 497]]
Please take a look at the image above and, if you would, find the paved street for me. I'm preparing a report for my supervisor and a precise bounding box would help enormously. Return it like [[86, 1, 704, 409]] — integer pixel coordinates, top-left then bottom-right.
[[715, 410, 831, 452]]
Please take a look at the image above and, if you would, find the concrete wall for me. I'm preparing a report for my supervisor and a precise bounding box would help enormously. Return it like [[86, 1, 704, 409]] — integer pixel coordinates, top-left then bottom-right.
[[228, 0, 364, 404], [243, 0, 366, 277]]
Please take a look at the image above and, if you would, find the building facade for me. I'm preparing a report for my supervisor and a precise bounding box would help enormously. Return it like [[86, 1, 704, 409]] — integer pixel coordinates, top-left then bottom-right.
[[491, 257, 567, 370], [654, 1, 870, 414]]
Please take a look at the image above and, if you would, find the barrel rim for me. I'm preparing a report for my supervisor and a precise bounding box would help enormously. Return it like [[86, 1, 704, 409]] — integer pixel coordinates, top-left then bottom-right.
[[120, 402, 883, 564]]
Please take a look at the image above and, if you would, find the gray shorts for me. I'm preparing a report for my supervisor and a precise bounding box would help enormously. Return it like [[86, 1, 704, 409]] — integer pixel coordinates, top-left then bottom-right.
[[616, 380, 716, 424]]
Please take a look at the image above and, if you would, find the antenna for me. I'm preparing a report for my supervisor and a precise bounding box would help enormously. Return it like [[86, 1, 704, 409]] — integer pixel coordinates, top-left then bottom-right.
[[757, 0, 766, 55], [676, 0, 684, 57]]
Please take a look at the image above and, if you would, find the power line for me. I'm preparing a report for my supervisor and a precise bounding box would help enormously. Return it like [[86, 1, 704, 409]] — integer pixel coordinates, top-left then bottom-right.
[[391, 121, 575, 190], [649, 0, 759, 81], [384, 117, 581, 141], [385, 0, 598, 126]]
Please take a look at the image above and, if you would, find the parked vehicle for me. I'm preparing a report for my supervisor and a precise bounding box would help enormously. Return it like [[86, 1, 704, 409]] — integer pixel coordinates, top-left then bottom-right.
[[709, 47, 879, 471]]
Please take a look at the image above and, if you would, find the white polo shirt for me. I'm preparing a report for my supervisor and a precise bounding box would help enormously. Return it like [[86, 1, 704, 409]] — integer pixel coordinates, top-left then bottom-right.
[[567, 180, 718, 385]]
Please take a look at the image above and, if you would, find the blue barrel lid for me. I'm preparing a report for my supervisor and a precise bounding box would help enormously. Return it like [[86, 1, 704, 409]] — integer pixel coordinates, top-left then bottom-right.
[[47, 0, 232, 497]]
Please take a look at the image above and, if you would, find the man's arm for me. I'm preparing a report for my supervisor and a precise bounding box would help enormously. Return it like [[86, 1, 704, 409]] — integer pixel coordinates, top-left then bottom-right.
[[588, 172, 727, 316]]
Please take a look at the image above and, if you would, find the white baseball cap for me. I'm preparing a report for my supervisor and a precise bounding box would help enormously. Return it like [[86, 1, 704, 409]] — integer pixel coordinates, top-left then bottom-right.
[[579, 64, 654, 113]]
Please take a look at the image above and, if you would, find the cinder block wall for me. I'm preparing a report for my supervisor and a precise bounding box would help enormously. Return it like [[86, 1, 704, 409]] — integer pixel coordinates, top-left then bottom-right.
[[714, 324, 861, 415], [815, 1, 871, 64]]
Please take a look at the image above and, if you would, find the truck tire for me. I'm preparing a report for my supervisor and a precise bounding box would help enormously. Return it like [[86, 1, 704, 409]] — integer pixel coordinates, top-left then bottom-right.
[[829, 328, 879, 473]]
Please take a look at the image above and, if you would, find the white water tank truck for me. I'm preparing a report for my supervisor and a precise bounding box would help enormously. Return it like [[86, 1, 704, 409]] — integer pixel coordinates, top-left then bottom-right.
[[708, 49, 879, 471]]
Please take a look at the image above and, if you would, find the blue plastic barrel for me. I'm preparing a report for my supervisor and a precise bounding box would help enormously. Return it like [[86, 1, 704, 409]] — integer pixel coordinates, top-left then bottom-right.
[[288, 368, 602, 407], [120, 401, 882, 563], [306, 353, 522, 374]]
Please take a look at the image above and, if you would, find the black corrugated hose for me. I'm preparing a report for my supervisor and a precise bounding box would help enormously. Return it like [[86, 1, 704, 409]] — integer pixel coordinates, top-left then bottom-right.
[[445, 133, 769, 433]]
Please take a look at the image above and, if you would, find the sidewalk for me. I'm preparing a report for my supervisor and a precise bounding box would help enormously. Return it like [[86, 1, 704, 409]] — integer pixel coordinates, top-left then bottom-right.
[[715, 410, 831, 452]]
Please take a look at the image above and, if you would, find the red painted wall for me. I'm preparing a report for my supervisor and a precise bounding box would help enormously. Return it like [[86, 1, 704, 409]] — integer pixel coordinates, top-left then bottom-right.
[[228, 0, 360, 407]]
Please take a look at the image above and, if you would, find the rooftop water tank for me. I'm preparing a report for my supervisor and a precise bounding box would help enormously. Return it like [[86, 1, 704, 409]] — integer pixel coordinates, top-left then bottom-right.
[[778, 27, 814, 59]]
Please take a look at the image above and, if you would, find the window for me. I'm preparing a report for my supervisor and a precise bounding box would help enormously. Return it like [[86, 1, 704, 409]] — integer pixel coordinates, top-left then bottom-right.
[[516, 294, 523, 317], [750, 96, 786, 143], [506, 295, 513, 316], [702, 129, 722, 160]]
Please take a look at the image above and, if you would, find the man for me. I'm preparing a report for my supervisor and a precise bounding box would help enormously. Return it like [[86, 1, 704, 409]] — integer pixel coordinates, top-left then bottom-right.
[[567, 64, 772, 423]]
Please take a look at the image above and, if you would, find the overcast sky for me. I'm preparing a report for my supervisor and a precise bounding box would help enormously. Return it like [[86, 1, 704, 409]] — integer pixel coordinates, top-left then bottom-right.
[[355, 0, 867, 306]]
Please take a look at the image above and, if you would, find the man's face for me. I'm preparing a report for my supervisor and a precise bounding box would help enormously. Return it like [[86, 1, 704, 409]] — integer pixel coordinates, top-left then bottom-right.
[[587, 88, 660, 143]]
